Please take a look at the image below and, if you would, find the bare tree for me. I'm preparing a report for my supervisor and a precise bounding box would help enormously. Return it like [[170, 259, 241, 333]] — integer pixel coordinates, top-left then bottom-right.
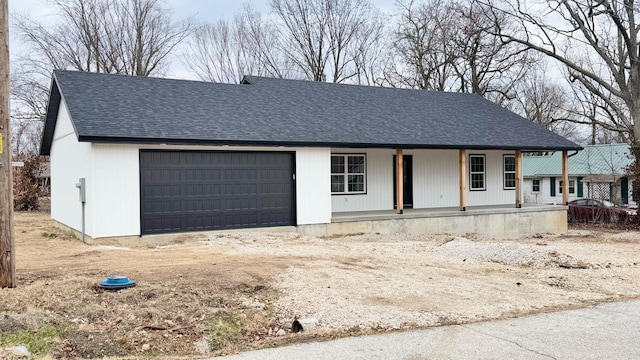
[[562, 80, 629, 145], [10, 62, 51, 155], [184, 5, 291, 83], [349, 8, 389, 85], [269, 0, 384, 83], [479, 1, 640, 143], [388, 0, 533, 102], [15, 0, 192, 76], [12, 0, 192, 154], [512, 64, 580, 141], [451, 0, 533, 103], [387, 0, 458, 90]]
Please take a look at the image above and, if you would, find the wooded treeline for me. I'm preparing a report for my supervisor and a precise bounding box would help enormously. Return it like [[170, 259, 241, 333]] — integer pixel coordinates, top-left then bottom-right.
[[9, 0, 637, 158]]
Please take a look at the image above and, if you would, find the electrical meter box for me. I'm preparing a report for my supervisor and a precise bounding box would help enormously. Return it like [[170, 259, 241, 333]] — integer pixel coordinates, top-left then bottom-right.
[[76, 178, 86, 203]]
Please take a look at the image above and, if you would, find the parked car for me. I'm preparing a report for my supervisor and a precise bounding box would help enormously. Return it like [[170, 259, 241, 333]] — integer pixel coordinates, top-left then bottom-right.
[[567, 199, 637, 223]]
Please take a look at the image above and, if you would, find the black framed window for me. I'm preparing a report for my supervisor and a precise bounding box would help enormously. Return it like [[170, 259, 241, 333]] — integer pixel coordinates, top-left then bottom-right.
[[559, 180, 575, 194], [331, 154, 366, 194], [532, 179, 540, 192], [469, 155, 485, 191], [569, 180, 575, 194], [504, 155, 516, 189]]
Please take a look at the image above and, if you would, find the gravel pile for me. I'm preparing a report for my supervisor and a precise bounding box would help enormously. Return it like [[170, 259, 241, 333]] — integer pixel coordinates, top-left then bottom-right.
[[433, 237, 591, 268]]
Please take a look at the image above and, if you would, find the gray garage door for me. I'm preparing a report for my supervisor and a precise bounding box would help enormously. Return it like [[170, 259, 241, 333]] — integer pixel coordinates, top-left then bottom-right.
[[140, 151, 295, 234]]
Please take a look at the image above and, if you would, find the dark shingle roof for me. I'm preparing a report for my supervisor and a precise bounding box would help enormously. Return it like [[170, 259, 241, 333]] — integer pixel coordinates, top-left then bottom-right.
[[40, 70, 581, 155]]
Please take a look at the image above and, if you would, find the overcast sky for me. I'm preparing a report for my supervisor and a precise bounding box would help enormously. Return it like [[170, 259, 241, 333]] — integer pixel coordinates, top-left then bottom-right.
[[8, 0, 398, 19], [8, 0, 399, 78]]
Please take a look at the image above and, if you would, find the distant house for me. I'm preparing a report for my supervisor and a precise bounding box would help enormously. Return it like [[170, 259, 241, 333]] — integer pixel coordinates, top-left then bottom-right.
[[40, 70, 580, 242], [523, 144, 633, 205], [37, 161, 51, 195]]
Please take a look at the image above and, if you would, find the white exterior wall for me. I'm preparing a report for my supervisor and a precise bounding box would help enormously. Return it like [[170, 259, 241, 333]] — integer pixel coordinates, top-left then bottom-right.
[[524, 177, 636, 206], [331, 149, 521, 213], [467, 150, 518, 207], [295, 148, 332, 224], [410, 149, 461, 208], [54, 137, 332, 238], [50, 101, 94, 236], [523, 177, 581, 204], [91, 145, 141, 238], [331, 149, 394, 212]]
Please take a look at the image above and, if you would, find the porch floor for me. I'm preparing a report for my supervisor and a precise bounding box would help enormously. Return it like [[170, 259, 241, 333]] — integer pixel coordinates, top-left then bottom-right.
[[331, 204, 567, 223]]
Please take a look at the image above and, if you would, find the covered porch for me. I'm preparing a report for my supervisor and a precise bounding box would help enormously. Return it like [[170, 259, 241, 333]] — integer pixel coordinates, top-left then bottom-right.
[[314, 147, 573, 239], [392, 148, 572, 213], [330, 148, 572, 213]]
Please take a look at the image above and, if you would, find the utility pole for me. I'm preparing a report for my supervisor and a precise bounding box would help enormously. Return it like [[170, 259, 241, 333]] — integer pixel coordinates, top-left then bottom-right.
[[0, 0, 16, 288]]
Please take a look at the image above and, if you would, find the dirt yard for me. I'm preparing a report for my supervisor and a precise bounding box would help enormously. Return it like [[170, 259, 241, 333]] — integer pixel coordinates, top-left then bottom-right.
[[1, 212, 640, 359]]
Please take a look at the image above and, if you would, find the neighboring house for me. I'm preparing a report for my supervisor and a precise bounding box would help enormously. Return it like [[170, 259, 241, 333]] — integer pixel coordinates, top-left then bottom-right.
[[40, 71, 580, 242], [523, 144, 634, 205], [37, 161, 51, 195]]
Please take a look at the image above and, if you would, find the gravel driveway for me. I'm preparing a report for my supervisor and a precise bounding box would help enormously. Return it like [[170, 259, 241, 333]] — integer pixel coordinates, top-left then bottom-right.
[[204, 230, 640, 331]]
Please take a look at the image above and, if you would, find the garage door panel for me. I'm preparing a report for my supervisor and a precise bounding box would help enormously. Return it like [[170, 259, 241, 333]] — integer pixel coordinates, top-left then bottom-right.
[[140, 151, 294, 234]]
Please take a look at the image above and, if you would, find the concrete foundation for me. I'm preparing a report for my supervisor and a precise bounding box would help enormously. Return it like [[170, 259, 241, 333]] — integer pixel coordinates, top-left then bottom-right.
[[56, 206, 567, 245], [298, 206, 568, 239], [55, 220, 297, 247]]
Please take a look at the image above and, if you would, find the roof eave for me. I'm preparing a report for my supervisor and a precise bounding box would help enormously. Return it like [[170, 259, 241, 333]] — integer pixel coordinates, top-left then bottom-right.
[[39, 75, 61, 156], [76, 136, 583, 151]]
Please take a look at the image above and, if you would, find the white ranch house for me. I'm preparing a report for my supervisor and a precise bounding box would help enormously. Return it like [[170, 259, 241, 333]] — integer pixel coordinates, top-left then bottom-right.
[[40, 71, 581, 243], [522, 144, 634, 206]]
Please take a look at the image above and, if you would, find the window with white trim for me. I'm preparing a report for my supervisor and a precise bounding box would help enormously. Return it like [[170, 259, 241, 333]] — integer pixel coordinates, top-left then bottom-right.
[[559, 180, 576, 194], [504, 155, 516, 189], [469, 155, 485, 191], [331, 154, 366, 194], [532, 179, 540, 192]]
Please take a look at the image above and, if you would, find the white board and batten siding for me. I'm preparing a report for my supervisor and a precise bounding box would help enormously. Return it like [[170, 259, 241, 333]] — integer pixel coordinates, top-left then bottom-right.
[[466, 150, 517, 206], [294, 148, 332, 225], [331, 148, 394, 212], [51, 121, 333, 239], [331, 149, 520, 213], [411, 150, 459, 208], [49, 100, 94, 235], [91, 144, 141, 238]]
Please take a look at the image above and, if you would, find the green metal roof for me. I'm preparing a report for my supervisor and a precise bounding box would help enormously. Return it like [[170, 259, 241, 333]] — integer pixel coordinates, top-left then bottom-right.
[[523, 143, 631, 177]]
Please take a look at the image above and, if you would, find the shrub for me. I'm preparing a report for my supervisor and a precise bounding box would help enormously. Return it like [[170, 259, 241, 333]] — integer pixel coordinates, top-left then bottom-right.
[[13, 154, 45, 211]]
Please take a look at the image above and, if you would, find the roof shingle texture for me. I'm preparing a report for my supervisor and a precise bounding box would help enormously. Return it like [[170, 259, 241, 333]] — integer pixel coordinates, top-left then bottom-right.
[[43, 70, 581, 153]]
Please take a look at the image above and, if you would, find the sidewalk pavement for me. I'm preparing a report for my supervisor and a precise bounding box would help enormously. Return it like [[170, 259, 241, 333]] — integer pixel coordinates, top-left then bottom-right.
[[215, 299, 640, 360]]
